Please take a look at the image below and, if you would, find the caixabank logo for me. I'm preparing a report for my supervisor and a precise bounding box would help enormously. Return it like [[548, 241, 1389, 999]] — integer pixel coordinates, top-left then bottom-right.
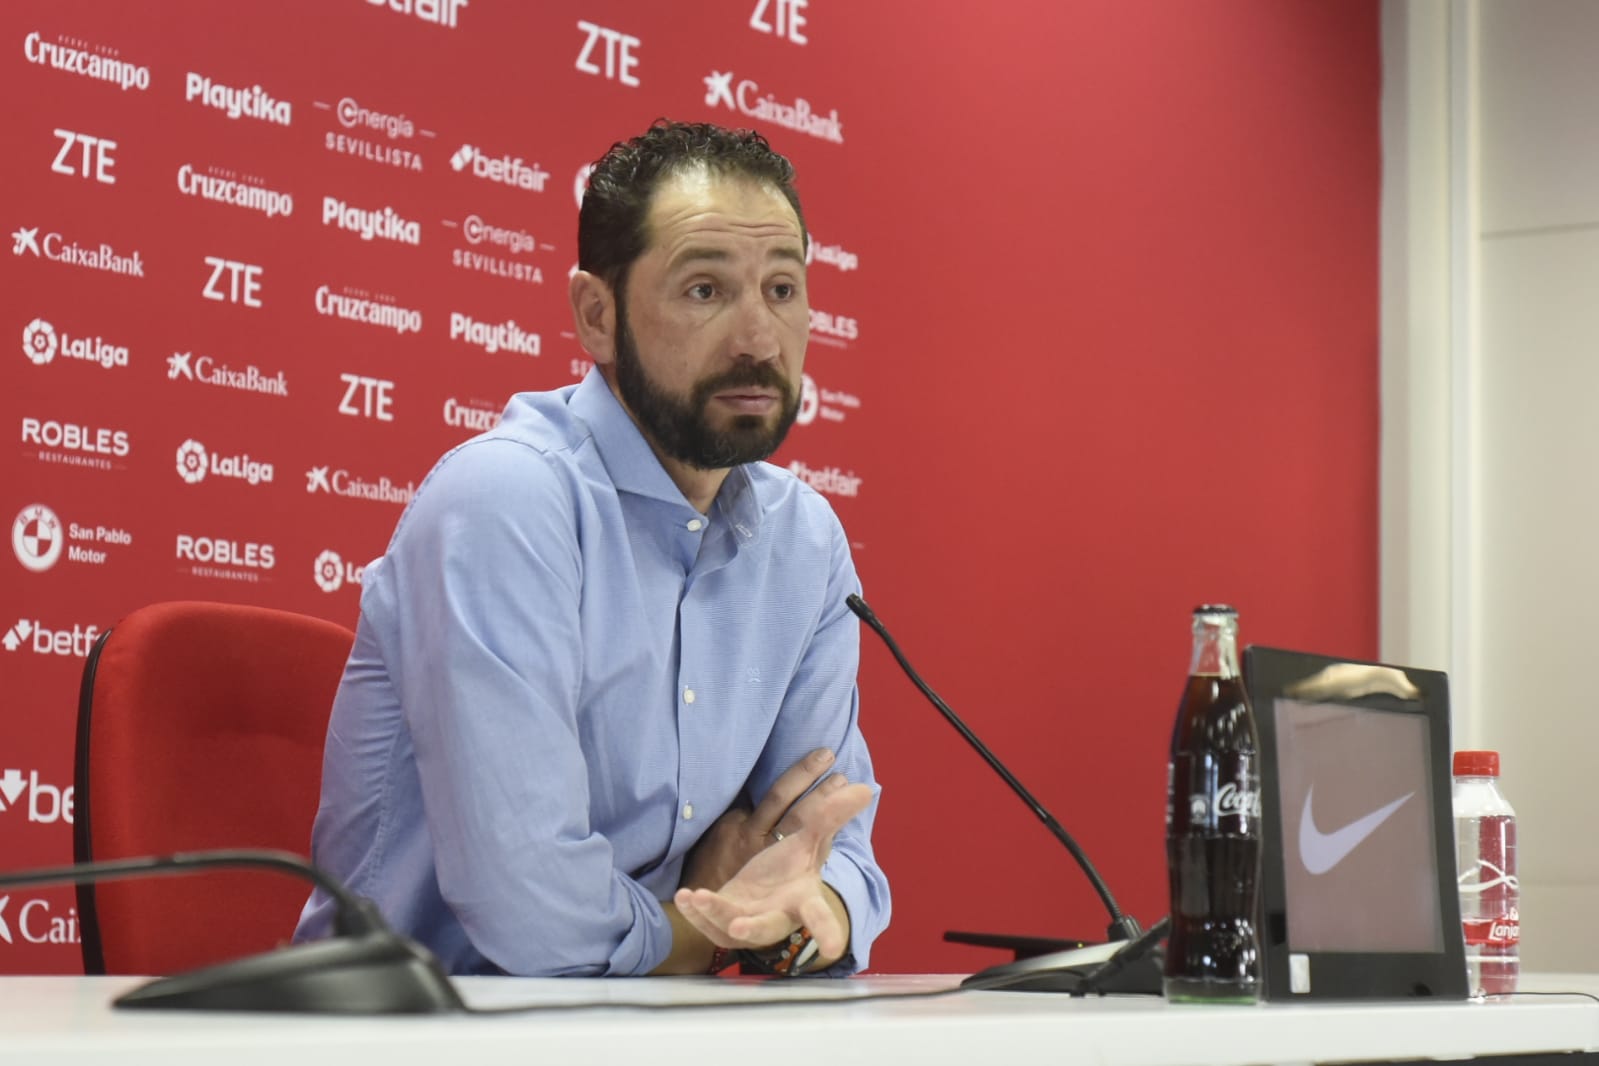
[[702, 70, 843, 144], [313, 549, 365, 593], [22, 317, 128, 370], [306, 464, 415, 506], [0, 893, 80, 947], [12, 222, 144, 278], [11, 503, 131, 572], [167, 350, 289, 398]]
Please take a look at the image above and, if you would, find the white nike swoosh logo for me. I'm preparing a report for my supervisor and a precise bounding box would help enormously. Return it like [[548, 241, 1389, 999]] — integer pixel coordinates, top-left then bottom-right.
[[1299, 786, 1414, 875]]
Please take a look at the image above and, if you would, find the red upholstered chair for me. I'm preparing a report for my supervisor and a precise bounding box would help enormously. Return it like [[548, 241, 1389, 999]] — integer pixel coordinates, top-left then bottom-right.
[[73, 600, 354, 975]]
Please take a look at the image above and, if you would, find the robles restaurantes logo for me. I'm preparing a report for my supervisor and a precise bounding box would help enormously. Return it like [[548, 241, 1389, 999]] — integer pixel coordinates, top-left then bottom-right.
[[22, 317, 128, 370], [184, 71, 291, 126], [174, 439, 275, 487], [449, 312, 540, 356], [314, 285, 423, 336], [20, 416, 130, 472], [808, 307, 860, 348], [313, 549, 365, 593], [177, 164, 294, 219], [176, 533, 276, 584], [449, 144, 551, 193], [322, 196, 421, 245], [11, 223, 144, 278], [167, 350, 288, 397], [23, 31, 150, 92], [702, 70, 842, 144]]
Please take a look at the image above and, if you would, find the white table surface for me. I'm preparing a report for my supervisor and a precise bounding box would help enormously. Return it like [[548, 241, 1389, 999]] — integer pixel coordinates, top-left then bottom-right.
[[1, 972, 1596, 1065]]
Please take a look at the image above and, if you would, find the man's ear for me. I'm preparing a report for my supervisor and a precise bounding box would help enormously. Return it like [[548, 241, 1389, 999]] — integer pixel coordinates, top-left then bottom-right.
[[569, 270, 618, 367]]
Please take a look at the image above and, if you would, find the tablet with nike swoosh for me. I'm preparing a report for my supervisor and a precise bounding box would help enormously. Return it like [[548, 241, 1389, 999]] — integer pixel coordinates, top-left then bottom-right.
[[1244, 646, 1468, 1000]]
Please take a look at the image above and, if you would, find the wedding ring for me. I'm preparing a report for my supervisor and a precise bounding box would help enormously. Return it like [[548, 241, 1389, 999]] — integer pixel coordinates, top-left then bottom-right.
[[770, 828, 786, 842]]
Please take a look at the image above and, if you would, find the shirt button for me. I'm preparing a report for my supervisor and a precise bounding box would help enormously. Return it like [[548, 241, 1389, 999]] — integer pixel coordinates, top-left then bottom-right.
[[686, 518, 704, 532], [683, 687, 696, 704], [683, 803, 695, 820]]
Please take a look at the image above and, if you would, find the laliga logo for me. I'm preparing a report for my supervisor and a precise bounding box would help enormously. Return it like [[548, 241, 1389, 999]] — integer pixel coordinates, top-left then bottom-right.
[[313, 550, 363, 593], [12, 504, 63, 573], [175, 439, 209, 484], [313, 550, 344, 592], [22, 319, 57, 365]]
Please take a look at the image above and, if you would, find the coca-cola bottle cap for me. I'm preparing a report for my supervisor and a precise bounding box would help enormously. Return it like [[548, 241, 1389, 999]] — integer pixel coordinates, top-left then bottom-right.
[[1453, 749, 1500, 777]]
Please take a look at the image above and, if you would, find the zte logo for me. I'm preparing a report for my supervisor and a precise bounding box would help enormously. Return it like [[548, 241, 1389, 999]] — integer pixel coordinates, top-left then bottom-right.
[[339, 373, 394, 421], [575, 20, 639, 86], [51, 128, 117, 184], [203, 256, 263, 307], [751, 0, 808, 44]]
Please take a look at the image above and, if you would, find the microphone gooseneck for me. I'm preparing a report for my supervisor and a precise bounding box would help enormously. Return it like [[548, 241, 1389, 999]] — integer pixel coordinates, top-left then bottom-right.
[[846, 593, 1141, 943]]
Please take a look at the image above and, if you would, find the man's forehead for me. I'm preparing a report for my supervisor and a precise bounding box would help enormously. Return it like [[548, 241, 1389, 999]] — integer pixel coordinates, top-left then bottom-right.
[[643, 168, 803, 249]]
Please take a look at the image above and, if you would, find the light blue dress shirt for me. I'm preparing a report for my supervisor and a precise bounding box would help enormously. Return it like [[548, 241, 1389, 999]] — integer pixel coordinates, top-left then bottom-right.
[[294, 370, 890, 976]]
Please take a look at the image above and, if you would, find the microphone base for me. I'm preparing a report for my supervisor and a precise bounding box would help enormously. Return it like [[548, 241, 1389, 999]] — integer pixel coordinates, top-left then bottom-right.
[[963, 942, 1165, 996], [114, 932, 465, 1014]]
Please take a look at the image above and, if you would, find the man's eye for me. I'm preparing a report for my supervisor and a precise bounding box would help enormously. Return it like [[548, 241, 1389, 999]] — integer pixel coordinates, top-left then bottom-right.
[[771, 283, 795, 300], [689, 283, 716, 300]]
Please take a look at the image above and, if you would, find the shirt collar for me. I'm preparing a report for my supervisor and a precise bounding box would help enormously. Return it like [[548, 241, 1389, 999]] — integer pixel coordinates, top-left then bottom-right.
[[570, 369, 763, 542]]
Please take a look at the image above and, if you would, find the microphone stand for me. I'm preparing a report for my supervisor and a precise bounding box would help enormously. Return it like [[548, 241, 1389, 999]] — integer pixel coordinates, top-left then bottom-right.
[[847, 594, 1165, 995], [0, 849, 463, 1014]]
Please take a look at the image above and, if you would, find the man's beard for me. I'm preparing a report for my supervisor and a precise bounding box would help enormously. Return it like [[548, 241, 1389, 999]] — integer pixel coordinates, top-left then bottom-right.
[[612, 302, 800, 471]]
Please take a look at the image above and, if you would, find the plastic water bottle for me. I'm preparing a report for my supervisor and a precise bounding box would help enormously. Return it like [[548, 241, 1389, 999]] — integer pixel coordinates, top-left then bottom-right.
[[1452, 750, 1518, 996]]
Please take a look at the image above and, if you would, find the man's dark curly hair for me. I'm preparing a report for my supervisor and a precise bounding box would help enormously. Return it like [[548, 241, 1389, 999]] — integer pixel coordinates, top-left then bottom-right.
[[578, 119, 807, 304]]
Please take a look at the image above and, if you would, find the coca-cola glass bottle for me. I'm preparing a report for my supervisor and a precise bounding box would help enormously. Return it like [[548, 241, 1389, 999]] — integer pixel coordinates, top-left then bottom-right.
[[1164, 604, 1263, 1003]]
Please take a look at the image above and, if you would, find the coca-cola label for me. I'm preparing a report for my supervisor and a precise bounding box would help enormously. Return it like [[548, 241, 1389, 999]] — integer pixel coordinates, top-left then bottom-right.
[[1462, 908, 1519, 947], [1171, 752, 1261, 834]]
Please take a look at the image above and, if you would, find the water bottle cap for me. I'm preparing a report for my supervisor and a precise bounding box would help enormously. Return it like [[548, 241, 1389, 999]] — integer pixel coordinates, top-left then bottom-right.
[[1453, 750, 1500, 777]]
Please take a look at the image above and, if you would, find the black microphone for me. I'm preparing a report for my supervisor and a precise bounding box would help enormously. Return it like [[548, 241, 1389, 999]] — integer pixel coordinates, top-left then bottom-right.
[[847, 593, 1164, 995], [0, 849, 462, 1014]]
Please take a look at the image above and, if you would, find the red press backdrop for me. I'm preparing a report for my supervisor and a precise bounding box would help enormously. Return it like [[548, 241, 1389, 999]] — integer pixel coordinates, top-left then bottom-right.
[[0, 1, 1379, 974]]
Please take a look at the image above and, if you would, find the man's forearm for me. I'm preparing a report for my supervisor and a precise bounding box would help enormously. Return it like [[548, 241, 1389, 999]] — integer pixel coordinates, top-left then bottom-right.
[[650, 903, 720, 975]]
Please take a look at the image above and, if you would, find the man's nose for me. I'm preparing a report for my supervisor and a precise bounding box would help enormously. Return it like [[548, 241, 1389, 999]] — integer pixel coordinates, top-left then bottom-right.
[[730, 291, 783, 362]]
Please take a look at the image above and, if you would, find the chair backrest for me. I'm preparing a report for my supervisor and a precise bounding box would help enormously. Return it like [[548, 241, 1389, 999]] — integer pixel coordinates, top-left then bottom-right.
[[73, 600, 354, 975]]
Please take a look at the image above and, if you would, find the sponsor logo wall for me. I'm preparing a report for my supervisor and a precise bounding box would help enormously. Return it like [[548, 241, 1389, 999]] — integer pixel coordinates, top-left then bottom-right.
[[0, 0, 870, 974]]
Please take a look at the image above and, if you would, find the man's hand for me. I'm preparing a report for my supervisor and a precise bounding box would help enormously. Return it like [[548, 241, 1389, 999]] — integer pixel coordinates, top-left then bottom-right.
[[680, 747, 842, 892], [674, 772, 872, 966]]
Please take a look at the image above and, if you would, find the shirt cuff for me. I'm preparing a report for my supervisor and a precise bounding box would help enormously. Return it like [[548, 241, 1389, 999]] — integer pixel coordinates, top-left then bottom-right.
[[818, 853, 875, 976]]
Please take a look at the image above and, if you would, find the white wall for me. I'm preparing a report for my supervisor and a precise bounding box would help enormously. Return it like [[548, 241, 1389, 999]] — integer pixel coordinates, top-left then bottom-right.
[[1382, 0, 1599, 975]]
